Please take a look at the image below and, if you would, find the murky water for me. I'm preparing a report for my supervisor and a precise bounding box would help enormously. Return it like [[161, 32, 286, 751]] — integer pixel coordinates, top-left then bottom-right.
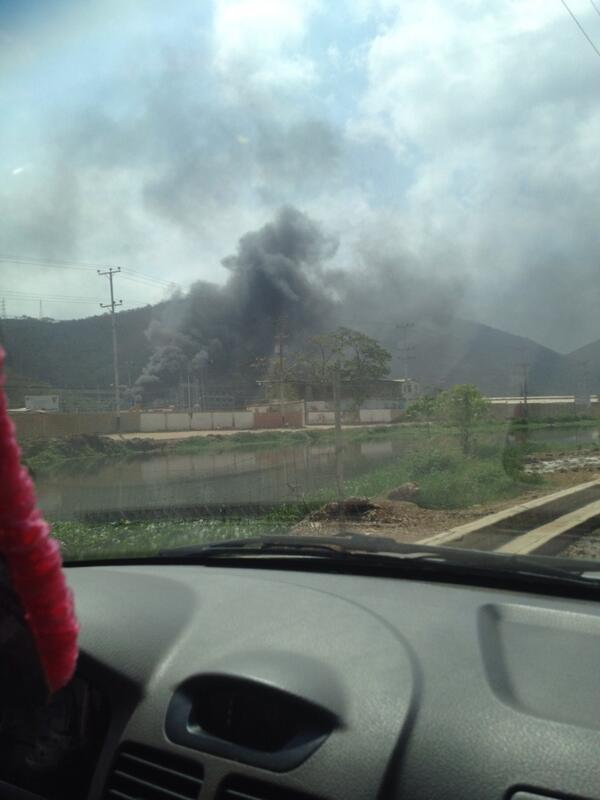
[[36, 438, 401, 520], [521, 427, 600, 447], [35, 425, 600, 521]]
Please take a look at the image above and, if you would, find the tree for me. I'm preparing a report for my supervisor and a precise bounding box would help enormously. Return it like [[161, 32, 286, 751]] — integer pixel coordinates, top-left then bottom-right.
[[295, 327, 392, 407], [434, 384, 489, 455], [406, 394, 437, 420]]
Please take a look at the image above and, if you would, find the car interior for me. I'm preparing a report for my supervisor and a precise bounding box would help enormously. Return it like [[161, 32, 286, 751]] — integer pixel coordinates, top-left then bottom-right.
[[5, 1, 600, 799], [3, 548, 600, 800]]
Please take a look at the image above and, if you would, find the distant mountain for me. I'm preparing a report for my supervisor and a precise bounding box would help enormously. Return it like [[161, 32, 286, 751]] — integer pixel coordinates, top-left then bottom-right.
[[0, 303, 585, 401], [375, 318, 582, 396], [0, 304, 167, 391], [567, 338, 600, 393]]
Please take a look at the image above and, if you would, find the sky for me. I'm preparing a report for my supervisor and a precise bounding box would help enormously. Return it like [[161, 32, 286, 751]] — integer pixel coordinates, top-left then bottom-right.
[[2, 0, 600, 353]]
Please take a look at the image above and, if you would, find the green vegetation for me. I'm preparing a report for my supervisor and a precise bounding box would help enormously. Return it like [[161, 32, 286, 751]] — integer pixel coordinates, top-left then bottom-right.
[[170, 429, 326, 454], [255, 326, 392, 408], [22, 434, 162, 475], [296, 327, 392, 408], [53, 517, 292, 560], [30, 415, 600, 561], [411, 384, 490, 455], [52, 442, 539, 559]]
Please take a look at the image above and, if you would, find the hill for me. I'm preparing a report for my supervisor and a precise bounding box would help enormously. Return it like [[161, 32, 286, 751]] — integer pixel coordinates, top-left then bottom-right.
[[0, 303, 585, 401], [0, 303, 172, 392], [568, 339, 600, 392], [386, 319, 581, 396]]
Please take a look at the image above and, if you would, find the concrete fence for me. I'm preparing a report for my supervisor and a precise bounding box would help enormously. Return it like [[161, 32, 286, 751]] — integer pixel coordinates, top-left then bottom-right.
[[359, 409, 404, 424], [14, 399, 593, 441], [307, 410, 361, 425], [11, 412, 141, 441], [139, 410, 257, 434], [488, 402, 600, 421]]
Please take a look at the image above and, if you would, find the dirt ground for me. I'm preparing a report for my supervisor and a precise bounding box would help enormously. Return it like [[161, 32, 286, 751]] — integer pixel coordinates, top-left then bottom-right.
[[562, 528, 600, 560], [291, 487, 554, 543], [292, 471, 600, 544]]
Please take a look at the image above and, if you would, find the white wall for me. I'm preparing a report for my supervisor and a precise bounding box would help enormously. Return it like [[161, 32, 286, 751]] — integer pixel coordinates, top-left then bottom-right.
[[306, 400, 329, 411], [359, 409, 393, 423], [140, 412, 166, 432], [212, 411, 235, 429], [307, 411, 336, 425], [166, 412, 191, 431], [232, 411, 254, 429], [191, 412, 214, 430], [149, 411, 256, 431], [25, 395, 60, 411]]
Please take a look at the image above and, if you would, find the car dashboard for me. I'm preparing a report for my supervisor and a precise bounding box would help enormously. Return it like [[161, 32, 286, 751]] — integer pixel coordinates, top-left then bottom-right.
[[4, 561, 600, 800]]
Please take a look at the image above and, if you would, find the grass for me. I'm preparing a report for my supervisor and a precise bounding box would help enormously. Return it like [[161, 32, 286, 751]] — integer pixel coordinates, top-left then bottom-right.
[[53, 501, 321, 560], [170, 429, 326, 454], [24, 416, 600, 476], [53, 517, 292, 561], [39, 419, 600, 560], [52, 437, 545, 561], [22, 434, 163, 476]]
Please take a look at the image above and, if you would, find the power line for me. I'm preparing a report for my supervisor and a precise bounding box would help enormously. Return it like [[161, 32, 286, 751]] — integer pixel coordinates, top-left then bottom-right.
[[560, 0, 600, 60], [0, 289, 101, 300], [1, 298, 101, 306], [0, 255, 97, 271], [591, 0, 600, 20], [0, 290, 102, 305], [0, 255, 179, 289], [121, 269, 175, 288]]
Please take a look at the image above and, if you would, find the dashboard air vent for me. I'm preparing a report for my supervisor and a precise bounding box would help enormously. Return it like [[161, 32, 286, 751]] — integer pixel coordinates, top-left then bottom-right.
[[166, 675, 336, 771], [104, 742, 203, 800], [219, 776, 317, 800]]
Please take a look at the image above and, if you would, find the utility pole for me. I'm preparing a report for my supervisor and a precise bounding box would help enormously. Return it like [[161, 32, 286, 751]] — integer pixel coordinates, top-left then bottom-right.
[[1, 298, 6, 319], [98, 267, 123, 421], [39, 299, 43, 320], [275, 316, 287, 426]]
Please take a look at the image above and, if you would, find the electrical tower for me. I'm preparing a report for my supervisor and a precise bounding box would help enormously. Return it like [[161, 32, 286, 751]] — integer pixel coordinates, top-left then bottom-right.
[[98, 267, 123, 418]]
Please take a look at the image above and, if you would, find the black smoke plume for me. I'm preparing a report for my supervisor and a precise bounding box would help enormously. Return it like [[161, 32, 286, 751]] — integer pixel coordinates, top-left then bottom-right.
[[134, 206, 338, 400], [134, 204, 466, 402]]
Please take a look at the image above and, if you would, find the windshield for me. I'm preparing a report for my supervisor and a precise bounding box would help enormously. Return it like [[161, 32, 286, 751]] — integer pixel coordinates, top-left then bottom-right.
[[3, 0, 600, 571]]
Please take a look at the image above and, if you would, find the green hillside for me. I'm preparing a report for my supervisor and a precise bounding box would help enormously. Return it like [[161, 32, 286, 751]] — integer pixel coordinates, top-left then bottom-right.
[[0, 302, 588, 399], [0, 304, 165, 390]]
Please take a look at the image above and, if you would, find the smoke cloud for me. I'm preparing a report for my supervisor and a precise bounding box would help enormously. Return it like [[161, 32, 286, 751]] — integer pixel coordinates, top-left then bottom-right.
[[134, 205, 466, 400], [134, 206, 341, 398], [7, 0, 600, 357]]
